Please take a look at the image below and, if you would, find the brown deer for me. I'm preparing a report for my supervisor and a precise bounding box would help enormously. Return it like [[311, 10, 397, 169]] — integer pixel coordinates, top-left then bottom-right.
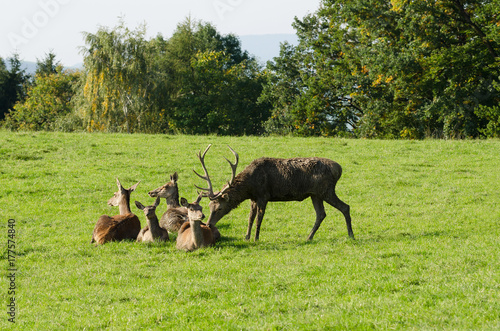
[[148, 172, 221, 241], [176, 195, 215, 251], [148, 172, 188, 233], [135, 197, 169, 243], [91, 179, 142, 245], [194, 144, 354, 241]]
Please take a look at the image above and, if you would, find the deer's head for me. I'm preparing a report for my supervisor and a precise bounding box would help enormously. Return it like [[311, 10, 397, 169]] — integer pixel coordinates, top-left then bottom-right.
[[135, 197, 161, 218], [108, 178, 140, 206], [193, 144, 239, 227], [148, 172, 179, 199], [181, 195, 205, 222]]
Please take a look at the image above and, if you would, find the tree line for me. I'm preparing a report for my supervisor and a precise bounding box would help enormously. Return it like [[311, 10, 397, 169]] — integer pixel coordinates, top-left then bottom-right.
[[1, 1, 499, 138]]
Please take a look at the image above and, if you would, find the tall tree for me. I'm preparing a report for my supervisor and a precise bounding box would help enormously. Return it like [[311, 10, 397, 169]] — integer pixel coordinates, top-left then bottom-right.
[[3, 67, 80, 131], [0, 54, 30, 121], [264, 0, 500, 138], [165, 18, 268, 135], [79, 19, 150, 133], [36, 52, 60, 77]]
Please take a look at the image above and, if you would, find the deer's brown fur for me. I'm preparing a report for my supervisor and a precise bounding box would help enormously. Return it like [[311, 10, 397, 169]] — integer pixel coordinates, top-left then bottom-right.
[[176, 196, 215, 252], [149, 173, 221, 242], [91, 179, 141, 245], [136, 197, 169, 243]]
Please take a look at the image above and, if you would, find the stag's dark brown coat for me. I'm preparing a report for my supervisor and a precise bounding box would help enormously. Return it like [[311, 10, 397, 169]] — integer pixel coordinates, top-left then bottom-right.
[[198, 149, 353, 241]]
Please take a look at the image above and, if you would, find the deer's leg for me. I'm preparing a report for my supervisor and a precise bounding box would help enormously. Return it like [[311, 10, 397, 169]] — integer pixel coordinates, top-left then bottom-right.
[[245, 200, 258, 240], [325, 193, 354, 239], [254, 200, 268, 241], [308, 196, 327, 240]]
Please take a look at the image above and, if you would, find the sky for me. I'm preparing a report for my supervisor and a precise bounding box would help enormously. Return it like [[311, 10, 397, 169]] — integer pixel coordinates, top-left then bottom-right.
[[1, 0, 321, 66]]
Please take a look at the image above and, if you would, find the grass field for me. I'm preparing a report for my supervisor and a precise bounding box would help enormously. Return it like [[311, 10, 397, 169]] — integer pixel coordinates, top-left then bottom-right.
[[0, 131, 499, 330]]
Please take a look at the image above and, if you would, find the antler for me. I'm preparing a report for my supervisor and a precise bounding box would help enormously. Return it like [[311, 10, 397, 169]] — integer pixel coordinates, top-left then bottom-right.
[[193, 144, 239, 200], [224, 145, 239, 186], [193, 144, 216, 198]]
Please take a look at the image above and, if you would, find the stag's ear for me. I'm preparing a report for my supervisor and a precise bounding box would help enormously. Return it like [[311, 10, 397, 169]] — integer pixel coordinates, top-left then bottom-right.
[[135, 201, 145, 210], [129, 181, 140, 192], [221, 193, 230, 201], [180, 197, 188, 207], [171, 172, 178, 183]]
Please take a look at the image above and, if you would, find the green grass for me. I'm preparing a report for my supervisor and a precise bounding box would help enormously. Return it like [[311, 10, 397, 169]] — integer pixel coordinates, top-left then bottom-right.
[[0, 131, 499, 330]]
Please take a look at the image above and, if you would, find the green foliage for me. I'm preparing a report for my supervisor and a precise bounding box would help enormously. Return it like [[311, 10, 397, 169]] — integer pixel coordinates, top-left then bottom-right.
[[264, 0, 500, 138], [0, 131, 499, 329], [79, 19, 151, 133], [75, 17, 270, 135], [2, 67, 80, 131], [0, 54, 30, 121], [36, 52, 60, 77], [165, 18, 269, 135]]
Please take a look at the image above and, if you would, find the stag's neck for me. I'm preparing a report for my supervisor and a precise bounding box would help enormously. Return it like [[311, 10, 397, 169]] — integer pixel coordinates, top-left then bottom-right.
[[190, 220, 204, 248], [165, 192, 181, 209], [147, 215, 163, 239], [118, 196, 132, 215], [226, 180, 251, 209]]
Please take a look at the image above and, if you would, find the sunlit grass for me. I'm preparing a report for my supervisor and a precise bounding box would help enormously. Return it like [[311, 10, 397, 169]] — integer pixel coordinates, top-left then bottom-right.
[[0, 131, 499, 330]]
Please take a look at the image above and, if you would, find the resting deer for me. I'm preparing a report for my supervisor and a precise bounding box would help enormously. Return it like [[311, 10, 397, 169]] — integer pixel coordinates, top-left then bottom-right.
[[149, 173, 221, 241], [148, 172, 188, 233], [135, 197, 169, 243], [176, 195, 215, 251], [194, 144, 354, 241], [91, 179, 142, 245]]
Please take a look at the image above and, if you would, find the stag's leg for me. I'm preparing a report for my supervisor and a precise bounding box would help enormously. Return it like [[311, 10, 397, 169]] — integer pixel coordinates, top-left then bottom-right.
[[307, 196, 327, 240], [245, 200, 258, 240], [254, 200, 268, 241], [325, 192, 354, 239]]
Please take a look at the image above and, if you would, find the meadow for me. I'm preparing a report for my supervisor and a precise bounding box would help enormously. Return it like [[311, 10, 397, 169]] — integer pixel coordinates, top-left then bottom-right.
[[0, 131, 499, 330]]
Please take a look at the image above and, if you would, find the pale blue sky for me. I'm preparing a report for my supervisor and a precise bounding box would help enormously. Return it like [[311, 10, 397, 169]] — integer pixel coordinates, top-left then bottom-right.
[[1, 0, 321, 66]]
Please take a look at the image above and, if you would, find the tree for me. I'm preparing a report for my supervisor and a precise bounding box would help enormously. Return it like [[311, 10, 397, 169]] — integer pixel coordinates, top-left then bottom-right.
[[36, 51, 60, 77], [165, 18, 269, 135], [264, 0, 500, 138], [0, 54, 30, 121], [79, 19, 150, 133], [3, 67, 80, 131]]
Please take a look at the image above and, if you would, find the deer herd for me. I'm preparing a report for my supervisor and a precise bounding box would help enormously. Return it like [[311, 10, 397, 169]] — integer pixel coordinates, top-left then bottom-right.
[[91, 144, 354, 251]]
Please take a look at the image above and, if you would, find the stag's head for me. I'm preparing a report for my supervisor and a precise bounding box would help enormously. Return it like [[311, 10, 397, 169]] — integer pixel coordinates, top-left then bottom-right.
[[181, 194, 205, 222], [193, 144, 239, 227], [148, 172, 179, 199], [108, 178, 140, 206]]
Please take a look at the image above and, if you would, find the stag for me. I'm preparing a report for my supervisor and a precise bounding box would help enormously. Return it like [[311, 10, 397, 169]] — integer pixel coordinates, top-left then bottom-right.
[[194, 145, 354, 241]]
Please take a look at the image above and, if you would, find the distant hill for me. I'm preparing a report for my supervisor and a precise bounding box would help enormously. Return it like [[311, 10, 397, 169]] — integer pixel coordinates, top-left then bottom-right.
[[239, 34, 299, 64]]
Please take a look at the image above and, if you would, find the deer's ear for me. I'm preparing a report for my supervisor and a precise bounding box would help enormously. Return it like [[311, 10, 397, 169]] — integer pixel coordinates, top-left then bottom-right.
[[129, 181, 140, 192], [135, 201, 145, 210], [171, 172, 178, 183], [180, 197, 188, 207], [116, 178, 123, 190], [154, 197, 161, 207], [221, 193, 230, 201]]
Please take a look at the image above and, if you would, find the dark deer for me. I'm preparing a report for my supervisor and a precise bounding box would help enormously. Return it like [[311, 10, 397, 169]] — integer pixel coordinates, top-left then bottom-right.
[[194, 144, 354, 241], [149, 172, 221, 241], [176, 195, 215, 251], [135, 197, 169, 243], [91, 179, 142, 245]]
